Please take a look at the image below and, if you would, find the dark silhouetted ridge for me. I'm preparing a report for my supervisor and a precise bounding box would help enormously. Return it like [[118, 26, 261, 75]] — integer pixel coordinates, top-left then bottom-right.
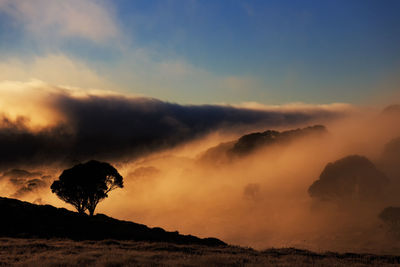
[[199, 125, 327, 164], [379, 206, 400, 238], [230, 125, 326, 156], [308, 155, 388, 201], [0, 197, 226, 246], [380, 206, 400, 224]]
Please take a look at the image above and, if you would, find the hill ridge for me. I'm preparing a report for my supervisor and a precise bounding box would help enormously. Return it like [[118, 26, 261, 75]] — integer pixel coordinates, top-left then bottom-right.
[[0, 197, 226, 246]]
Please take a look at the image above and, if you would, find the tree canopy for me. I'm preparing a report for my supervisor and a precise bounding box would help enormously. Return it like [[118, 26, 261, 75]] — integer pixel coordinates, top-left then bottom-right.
[[51, 160, 123, 216], [308, 155, 388, 201]]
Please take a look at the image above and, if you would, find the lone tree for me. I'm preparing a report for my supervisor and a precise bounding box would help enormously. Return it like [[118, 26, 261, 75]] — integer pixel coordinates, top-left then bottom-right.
[[51, 160, 123, 216]]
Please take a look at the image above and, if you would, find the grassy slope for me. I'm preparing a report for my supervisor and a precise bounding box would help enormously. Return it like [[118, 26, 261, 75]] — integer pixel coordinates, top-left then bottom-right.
[[2, 197, 400, 266], [1, 238, 400, 266], [0, 197, 224, 246]]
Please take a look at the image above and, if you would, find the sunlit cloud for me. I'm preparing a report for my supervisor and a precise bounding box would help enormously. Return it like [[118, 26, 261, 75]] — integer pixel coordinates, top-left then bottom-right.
[[0, 0, 120, 43], [0, 80, 66, 129], [230, 101, 355, 113], [0, 50, 272, 105], [0, 54, 114, 90]]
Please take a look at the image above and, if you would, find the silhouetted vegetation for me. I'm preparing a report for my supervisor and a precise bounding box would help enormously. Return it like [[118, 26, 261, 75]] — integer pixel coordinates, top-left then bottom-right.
[[200, 125, 327, 164], [0, 197, 225, 246], [308, 155, 388, 201], [230, 125, 326, 156], [51, 160, 123, 216], [379, 207, 400, 239], [380, 207, 400, 229]]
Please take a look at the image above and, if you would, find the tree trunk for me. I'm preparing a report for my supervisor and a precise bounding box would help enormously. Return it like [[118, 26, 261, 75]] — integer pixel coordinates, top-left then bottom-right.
[[77, 207, 85, 215]]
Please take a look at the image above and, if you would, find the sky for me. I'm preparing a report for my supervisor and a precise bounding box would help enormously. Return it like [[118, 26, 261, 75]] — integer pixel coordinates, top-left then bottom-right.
[[0, 0, 399, 105]]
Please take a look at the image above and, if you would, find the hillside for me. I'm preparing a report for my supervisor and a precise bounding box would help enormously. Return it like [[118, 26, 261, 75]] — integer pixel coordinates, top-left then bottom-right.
[[230, 124, 326, 155], [0, 197, 225, 246], [199, 125, 327, 163]]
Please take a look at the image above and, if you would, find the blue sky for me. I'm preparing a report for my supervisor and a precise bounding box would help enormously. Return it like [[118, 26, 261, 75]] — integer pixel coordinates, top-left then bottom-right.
[[0, 0, 399, 105]]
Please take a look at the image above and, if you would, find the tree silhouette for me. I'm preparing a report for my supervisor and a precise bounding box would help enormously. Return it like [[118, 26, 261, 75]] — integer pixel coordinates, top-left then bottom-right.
[[308, 155, 388, 201], [51, 160, 123, 216]]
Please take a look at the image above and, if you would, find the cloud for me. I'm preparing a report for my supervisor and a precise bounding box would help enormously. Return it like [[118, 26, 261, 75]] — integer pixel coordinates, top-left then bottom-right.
[[100, 48, 269, 104], [0, 168, 51, 198], [0, 0, 119, 43], [11, 178, 48, 198], [231, 102, 355, 113], [0, 81, 349, 170], [0, 55, 114, 91], [0, 51, 266, 105]]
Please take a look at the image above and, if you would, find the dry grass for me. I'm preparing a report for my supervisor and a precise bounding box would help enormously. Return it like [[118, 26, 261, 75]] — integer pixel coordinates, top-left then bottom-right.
[[0, 238, 399, 266]]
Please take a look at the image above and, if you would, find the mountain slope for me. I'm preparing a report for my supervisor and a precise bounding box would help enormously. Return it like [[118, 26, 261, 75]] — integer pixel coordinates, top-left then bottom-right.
[[0, 197, 225, 246], [199, 125, 327, 164]]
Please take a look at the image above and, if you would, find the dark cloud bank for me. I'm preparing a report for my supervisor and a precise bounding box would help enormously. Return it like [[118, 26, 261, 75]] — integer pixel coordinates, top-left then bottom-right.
[[0, 93, 347, 170]]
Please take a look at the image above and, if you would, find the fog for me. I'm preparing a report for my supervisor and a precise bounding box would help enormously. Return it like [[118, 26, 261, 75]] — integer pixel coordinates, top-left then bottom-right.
[[96, 107, 400, 253], [1, 83, 400, 253]]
